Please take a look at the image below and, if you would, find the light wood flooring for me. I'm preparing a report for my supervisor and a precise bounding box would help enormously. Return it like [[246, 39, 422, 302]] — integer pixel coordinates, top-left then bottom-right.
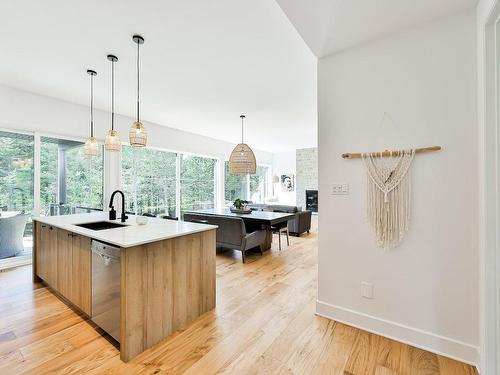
[[0, 222, 477, 374]]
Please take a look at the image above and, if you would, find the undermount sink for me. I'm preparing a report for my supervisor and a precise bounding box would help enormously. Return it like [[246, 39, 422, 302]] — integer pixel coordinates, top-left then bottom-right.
[[75, 221, 128, 231]]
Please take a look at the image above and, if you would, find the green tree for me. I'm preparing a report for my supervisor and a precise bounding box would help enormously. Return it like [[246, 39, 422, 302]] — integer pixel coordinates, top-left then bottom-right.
[[224, 161, 246, 203], [180, 154, 216, 215], [122, 146, 177, 216], [0, 132, 34, 236]]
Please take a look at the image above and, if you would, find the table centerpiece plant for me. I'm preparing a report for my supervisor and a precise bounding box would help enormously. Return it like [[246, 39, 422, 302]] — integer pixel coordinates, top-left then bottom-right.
[[230, 199, 251, 213]]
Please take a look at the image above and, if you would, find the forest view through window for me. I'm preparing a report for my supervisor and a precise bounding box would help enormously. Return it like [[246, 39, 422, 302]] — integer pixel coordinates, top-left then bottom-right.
[[224, 162, 270, 204], [0, 131, 34, 253], [122, 148, 217, 218], [180, 154, 217, 216], [121, 146, 177, 217], [40, 137, 104, 216]]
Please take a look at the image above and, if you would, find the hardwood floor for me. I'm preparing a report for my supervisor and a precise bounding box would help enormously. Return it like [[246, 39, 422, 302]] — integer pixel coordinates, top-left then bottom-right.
[[0, 221, 477, 374]]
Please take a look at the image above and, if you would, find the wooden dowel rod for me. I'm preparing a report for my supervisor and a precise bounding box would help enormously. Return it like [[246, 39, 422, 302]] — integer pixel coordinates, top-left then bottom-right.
[[341, 146, 441, 159]]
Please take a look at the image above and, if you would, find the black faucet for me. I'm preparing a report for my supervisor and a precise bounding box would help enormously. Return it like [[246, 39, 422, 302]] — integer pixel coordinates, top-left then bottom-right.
[[109, 190, 128, 222]]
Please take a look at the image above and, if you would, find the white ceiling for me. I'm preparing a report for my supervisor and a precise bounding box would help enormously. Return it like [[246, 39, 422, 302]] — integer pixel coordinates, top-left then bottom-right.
[[0, 0, 317, 153], [276, 0, 478, 58]]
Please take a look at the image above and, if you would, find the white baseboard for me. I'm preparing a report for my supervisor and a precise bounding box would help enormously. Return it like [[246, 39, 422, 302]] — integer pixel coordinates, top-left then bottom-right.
[[316, 300, 479, 368]]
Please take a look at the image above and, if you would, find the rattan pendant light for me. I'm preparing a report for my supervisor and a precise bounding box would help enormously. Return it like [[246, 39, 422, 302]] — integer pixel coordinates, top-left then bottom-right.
[[104, 54, 121, 152], [84, 69, 99, 157], [228, 115, 256, 175], [129, 35, 147, 147]]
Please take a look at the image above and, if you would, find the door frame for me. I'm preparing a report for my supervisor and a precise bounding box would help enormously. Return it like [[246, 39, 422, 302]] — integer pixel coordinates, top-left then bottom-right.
[[478, 0, 500, 373]]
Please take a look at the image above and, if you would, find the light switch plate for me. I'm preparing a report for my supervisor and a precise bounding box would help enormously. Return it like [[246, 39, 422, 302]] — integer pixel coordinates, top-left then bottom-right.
[[361, 282, 374, 299], [332, 183, 349, 195]]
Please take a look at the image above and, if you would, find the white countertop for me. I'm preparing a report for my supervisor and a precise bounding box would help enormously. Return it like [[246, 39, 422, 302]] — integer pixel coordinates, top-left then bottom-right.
[[32, 212, 217, 248]]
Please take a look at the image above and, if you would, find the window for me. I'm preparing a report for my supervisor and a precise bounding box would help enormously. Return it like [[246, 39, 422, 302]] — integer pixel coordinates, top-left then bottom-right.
[[249, 165, 269, 203], [224, 162, 247, 204], [121, 145, 176, 216], [40, 137, 104, 216], [180, 154, 217, 215], [224, 161, 270, 204], [0, 131, 34, 241]]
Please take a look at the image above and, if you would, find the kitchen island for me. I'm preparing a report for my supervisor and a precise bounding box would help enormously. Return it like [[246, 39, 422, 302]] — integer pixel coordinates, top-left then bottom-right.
[[32, 212, 217, 362]]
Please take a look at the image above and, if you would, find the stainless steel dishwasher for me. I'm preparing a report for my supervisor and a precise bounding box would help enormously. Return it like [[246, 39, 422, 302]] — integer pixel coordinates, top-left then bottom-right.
[[91, 240, 120, 342]]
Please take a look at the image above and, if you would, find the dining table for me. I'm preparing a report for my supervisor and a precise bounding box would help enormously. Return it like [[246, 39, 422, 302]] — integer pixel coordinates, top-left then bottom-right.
[[187, 208, 295, 250]]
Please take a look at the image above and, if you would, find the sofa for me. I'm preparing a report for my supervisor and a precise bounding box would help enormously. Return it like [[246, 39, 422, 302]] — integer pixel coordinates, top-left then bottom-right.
[[247, 204, 312, 236], [183, 212, 267, 263]]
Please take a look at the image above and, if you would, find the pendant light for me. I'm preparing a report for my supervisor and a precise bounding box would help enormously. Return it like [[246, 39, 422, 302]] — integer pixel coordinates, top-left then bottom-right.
[[84, 69, 99, 157], [104, 54, 121, 152], [228, 115, 256, 175], [129, 35, 147, 147]]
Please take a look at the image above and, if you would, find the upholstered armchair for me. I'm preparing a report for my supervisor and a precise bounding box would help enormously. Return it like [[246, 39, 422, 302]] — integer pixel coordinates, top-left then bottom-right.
[[0, 214, 26, 259]]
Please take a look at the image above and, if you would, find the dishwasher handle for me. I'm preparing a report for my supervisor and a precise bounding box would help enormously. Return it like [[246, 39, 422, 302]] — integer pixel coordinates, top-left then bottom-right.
[[94, 251, 115, 266], [91, 240, 121, 265]]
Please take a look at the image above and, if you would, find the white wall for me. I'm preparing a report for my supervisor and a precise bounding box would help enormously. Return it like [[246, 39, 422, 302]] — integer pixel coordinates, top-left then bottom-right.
[[272, 151, 296, 204], [0, 84, 274, 162], [0, 84, 274, 208], [317, 10, 479, 365]]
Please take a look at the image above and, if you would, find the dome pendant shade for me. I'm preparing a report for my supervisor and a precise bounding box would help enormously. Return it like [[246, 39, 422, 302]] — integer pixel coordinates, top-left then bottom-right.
[[105, 54, 121, 152], [84, 69, 99, 157], [129, 35, 147, 147], [228, 115, 256, 175], [229, 143, 256, 175]]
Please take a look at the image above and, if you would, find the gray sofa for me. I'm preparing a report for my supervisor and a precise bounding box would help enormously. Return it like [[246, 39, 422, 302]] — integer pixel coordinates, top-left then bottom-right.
[[248, 204, 312, 236], [183, 212, 266, 263]]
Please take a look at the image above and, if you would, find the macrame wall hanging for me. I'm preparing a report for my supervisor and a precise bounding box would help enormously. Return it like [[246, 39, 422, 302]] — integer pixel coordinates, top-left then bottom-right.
[[342, 146, 441, 248]]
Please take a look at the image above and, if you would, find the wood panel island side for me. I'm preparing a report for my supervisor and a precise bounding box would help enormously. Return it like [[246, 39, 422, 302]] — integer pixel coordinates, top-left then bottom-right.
[[32, 212, 217, 362]]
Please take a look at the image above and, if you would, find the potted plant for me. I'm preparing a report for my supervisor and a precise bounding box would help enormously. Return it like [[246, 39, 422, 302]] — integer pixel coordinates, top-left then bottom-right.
[[230, 199, 251, 213]]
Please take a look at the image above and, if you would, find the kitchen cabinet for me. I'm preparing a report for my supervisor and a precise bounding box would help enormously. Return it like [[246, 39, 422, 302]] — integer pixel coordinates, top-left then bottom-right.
[[57, 228, 73, 300], [35, 222, 58, 288], [34, 222, 92, 316], [71, 234, 92, 315]]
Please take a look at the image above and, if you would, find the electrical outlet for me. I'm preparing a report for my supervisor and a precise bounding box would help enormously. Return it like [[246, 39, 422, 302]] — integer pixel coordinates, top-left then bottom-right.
[[332, 183, 349, 195], [361, 282, 374, 299]]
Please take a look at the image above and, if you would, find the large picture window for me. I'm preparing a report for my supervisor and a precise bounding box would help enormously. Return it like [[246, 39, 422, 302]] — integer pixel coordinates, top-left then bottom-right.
[[180, 154, 217, 215], [40, 137, 104, 216], [121, 146, 177, 216]]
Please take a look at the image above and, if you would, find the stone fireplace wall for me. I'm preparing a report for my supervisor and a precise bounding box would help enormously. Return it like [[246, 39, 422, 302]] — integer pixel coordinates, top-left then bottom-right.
[[296, 147, 318, 210]]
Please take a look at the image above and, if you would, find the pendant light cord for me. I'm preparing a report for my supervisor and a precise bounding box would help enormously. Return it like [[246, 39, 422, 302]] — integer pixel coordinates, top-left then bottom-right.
[[240, 115, 245, 144], [90, 73, 94, 137], [111, 59, 115, 131], [136, 41, 140, 122]]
